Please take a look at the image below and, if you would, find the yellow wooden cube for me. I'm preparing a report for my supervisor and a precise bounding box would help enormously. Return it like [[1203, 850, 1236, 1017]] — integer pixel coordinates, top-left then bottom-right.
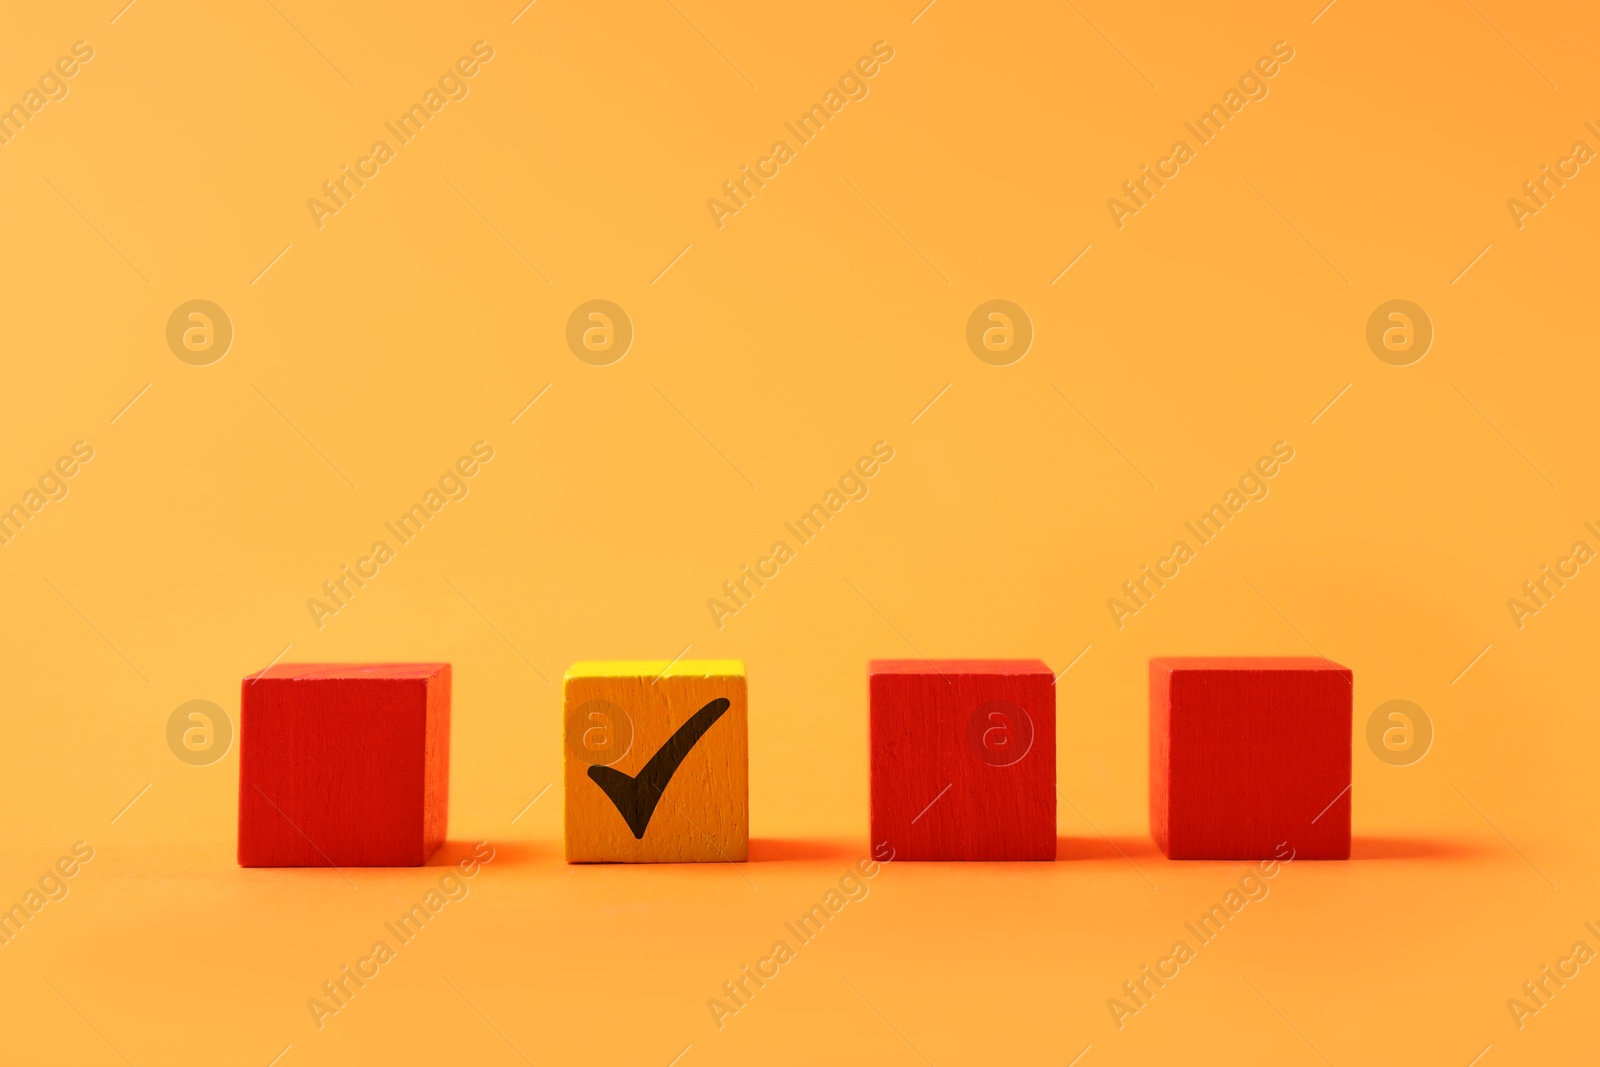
[[563, 660, 748, 863]]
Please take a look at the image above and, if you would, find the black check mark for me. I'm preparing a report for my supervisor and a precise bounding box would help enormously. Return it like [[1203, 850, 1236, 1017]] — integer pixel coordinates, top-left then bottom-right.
[[587, 697, 731, 839]]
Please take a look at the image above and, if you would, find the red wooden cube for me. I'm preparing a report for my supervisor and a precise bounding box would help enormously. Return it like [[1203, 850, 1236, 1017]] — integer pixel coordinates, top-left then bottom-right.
[[1150, 657, 1351, 860], [238, 663, 450, 867], [869, 659, 1055, 861]]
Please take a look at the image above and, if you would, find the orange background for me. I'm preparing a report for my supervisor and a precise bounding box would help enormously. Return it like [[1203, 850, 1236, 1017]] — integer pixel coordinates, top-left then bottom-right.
[[1, 0, 1596, 1063]]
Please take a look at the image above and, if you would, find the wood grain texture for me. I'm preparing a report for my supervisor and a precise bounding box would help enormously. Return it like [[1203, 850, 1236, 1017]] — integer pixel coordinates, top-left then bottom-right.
[[1150, 657, 1351, 860], [869, 659, 1056, 861], [238, 663, 450, 867], [564, 660, 747, 863]]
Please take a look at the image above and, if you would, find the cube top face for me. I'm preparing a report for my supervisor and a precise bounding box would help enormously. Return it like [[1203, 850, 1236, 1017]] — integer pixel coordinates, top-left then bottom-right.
[[869, 659, 1055, 861], [1151, 657, 1345, 675], [870, 658, 1052, 677], [1150, 657, 1351, 860], [254, 662, 450, 682], [564, 661, 748, 863], [566, 660, 744, 681], [238, 663, 450, 868]]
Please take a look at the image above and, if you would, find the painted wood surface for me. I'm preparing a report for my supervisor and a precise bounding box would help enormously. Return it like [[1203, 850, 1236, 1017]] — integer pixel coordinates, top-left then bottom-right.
[[869, 659, 1056, 861], [564, 660, 748, 863], [1150, 657, 1351, 860], [238, 663, 450, 867]]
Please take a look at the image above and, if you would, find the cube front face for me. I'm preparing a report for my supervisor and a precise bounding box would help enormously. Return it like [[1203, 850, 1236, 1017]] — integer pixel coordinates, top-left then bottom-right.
[[1151, 657, 1351, 860], [563, 660, 748, 863], [869, 659, 1056, 861], [238, 664, 450, 867]]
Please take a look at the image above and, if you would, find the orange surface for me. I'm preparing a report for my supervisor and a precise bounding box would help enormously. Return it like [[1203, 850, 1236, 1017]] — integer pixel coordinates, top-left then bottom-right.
[[1, 1, 1596, 1064]]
